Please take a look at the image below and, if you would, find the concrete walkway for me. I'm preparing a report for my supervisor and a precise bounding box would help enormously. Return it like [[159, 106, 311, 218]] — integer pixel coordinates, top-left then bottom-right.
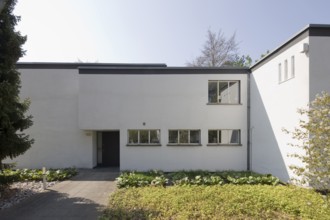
[[0, 168, 119, 220]]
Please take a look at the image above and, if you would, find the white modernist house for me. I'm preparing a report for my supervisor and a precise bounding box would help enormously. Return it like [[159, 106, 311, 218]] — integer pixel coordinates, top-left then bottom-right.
[[5, 24, 330, 181]]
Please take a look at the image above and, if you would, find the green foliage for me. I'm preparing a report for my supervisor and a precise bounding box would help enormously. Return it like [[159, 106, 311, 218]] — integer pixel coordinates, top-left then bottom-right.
[[116, 170, 168, 188], [224, 54, 252, 68], [0, 0, 33, 168], [0, 167, 78, 186], [284, 92, 330, 192], [101, 185, 330, 220], [116, 170, 280, 188]]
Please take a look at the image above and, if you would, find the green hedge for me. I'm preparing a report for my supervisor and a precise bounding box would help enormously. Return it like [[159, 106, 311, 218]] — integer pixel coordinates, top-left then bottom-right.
[[116, 170, 280, 188], [0, 168, 78, 187]]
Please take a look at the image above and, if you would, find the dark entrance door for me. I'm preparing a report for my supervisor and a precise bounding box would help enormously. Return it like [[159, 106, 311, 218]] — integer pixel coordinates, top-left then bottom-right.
[[101, 131, 120, 167]]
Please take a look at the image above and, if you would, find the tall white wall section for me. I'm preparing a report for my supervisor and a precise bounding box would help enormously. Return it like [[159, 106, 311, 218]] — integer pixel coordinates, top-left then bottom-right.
[[251, 38, 310, 181], [5, 68, 94, 168]]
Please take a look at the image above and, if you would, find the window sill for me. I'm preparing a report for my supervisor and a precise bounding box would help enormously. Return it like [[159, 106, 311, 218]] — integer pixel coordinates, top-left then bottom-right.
[[279, 76, 295, 84], [126, 144, 161, 147], [207, 103, 242, 105], [167, 144, 202, 147], [207, 144, 242, 147]]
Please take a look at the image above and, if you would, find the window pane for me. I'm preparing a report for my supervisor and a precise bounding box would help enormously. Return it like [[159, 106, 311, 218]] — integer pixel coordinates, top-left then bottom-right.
[[229, 130, 240, 144], [140, 130, 149, 144], [169, 130, 178, 143], [278, 63, 282, 82], [284, 60, 288, 80], [218, 82, 229, 103], [128, 130, 138, 144], [291, 56, 295, 78], [179, 130, 188, 143], [208, 130, 218, 143], [208, 81, 217, 103], [190, 130, 200, 144], [220, 130, 229, 144], [150, 130, 160, 144], [228, 81, 239, 103]]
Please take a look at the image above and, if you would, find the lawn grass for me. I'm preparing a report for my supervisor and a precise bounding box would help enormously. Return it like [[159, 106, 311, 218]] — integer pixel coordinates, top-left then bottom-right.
[[101, 185, 330, 220]]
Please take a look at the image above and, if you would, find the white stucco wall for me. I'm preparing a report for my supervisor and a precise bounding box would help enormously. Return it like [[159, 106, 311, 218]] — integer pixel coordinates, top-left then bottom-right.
[[5, 68, 94, 169], [79, 72, 248, 171], [309, 36, 330, 98], [251, 37, 310, 181]]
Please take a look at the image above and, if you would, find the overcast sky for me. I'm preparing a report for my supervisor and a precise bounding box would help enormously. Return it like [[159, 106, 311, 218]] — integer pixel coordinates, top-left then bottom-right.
[[14, 0, 330, 66]]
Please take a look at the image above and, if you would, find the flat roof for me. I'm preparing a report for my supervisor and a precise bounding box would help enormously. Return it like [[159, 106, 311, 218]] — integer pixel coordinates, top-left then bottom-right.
[[16, 62, 250, 74], [16, 62, 167, 69], [251, 24, 330, 71], [78, 66, 250, 74]]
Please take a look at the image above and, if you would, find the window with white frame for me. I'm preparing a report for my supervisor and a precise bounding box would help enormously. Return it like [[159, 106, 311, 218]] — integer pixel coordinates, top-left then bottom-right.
[[278, 63, 282, 83], [208, 81, 240, 104], [291, 56, 295, 78], [284, 59, 288, 81], [128, 129, 160, 145], [168, 130, 201, 145], [208, 129, 240, 145]]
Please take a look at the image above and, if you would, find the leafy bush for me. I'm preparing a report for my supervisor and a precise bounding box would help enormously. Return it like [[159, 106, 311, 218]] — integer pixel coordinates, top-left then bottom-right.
[[117, 170, 168, 188], [0, 167, 78, 187], [284, 92, 330, 192], [101, 185, 330, 219], [116, 170, 280, 188]]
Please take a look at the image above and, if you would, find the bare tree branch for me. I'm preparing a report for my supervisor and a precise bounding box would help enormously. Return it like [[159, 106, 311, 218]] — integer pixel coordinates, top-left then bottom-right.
[[187, 29, 238, 67]]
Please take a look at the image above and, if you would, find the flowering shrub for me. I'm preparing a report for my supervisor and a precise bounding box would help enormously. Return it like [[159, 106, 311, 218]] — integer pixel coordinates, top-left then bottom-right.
[[284, 92, 330, 192]]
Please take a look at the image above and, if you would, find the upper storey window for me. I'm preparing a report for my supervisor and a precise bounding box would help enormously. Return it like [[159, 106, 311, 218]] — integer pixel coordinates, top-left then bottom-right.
[[279, 56, 295, 83], [208, 81, 240, 104]]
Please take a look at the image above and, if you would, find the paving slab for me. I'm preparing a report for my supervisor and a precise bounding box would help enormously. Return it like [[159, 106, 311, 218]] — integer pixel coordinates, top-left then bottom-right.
[[0, 168, 119, 220]]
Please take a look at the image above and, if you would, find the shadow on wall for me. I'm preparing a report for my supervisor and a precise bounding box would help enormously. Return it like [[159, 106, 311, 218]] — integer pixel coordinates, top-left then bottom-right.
[[250, 76, 290, 181]]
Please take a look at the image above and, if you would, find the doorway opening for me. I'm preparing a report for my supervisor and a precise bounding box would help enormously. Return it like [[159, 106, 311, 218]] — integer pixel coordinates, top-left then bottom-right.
[[97, 131, 120, 167]]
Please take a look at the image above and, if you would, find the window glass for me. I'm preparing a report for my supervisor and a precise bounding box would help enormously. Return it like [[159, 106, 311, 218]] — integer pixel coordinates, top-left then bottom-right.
[[208, 81, 217, 103], [169, 130, 178, 143], [208, 81, 240, 104], [284, 60, 288, 81], [291, 56, 295, 78], [218, 81, 229, 103], [190, 130, 200, 144], [228, 81, 239, 103], [140, 130, 149, 144], [278, 63, 282, 83], [150, 130, 160, 144], [179, 130, 189, 143], [208, 130, 218, 143], [229, 130, 240, 144], [208, 129, 240, 145], [128, 130, 138, 144]]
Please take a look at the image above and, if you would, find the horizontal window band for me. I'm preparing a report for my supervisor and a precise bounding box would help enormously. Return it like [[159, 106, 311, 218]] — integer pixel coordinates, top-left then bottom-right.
[[207, 144, 242, 147], [167, 144, 202, 147], [126, 144, 162, 147]]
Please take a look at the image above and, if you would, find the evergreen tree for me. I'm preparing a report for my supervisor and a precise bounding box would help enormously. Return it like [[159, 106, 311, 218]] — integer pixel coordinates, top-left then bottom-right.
[[0, 0, 33, 169]]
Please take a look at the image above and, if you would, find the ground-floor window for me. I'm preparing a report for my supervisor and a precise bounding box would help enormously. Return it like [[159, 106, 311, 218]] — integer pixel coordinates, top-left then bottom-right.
[[168, 129, 201, 145], [208, 129, 240, 145], [127, 129, 161, 145]]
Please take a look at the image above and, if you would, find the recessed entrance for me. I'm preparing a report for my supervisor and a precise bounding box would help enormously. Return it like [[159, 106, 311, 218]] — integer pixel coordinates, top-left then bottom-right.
[[97, 131, 120, 167]]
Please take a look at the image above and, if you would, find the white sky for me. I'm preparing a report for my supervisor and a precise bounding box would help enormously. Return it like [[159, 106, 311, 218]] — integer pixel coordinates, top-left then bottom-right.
[[14, 0, 330, 66]]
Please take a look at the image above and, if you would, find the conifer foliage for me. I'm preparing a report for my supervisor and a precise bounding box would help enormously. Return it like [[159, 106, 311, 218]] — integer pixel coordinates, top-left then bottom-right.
[[0, 0, 33, 168]]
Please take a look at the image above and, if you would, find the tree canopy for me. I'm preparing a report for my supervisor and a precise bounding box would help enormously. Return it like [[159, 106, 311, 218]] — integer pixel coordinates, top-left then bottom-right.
[[0, 0, 34, 168], [187, 29, 251, 68], [284, 92, 330, 192]]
